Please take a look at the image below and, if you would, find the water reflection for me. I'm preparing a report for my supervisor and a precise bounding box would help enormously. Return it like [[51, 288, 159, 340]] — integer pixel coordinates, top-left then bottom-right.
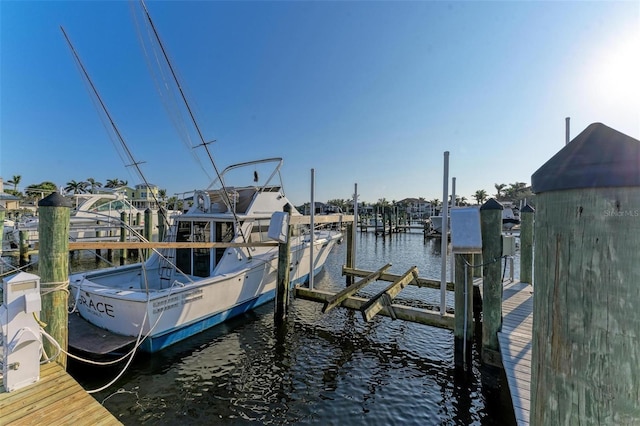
[[4, 230, 516, 425]]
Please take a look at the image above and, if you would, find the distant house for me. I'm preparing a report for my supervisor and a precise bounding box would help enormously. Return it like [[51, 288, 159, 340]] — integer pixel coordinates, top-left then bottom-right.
[[0, 177, 20, 210], [399, 198, 435, 219], [126, 183, 161, 210]]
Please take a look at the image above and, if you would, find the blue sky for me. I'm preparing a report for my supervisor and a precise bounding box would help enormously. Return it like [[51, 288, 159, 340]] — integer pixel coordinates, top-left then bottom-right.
[[1, 1, 639, 206]]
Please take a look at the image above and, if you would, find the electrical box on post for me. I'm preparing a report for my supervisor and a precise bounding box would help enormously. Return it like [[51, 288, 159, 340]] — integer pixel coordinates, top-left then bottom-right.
[[268, 211, 290, 243], [450, 207, 483, 254], [1, 271, 42, 392], [502, 235, 516, 256]]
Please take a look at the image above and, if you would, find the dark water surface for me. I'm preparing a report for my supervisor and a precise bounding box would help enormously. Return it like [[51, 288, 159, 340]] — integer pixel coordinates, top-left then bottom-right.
[[4, 230, 518, 425]]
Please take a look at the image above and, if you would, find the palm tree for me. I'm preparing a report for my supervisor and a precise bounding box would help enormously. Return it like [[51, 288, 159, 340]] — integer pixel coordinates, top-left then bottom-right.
[[7, 174, 21, 192], [494, 183, 507, 200], [86, 178, 102, 193], [65, 180, 88, 195], [105, 178, 121, 189], [474, 189, 487, 205], [158, 189, 167, 206]]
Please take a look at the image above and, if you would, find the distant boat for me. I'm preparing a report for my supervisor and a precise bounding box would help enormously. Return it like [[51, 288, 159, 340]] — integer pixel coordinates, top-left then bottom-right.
[[429, 215, 448, 235], [69, 158, 343, 354], [2, 219, 16, 252], [502, 205, 520, 230], [8, 190, 143, 250]]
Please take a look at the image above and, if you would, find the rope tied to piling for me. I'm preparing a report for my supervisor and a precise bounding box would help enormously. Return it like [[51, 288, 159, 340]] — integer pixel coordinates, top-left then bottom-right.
[[40, 280, 70, 296]]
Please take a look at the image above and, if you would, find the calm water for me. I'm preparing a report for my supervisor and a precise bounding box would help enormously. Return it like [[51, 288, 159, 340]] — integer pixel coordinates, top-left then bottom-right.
[[3, 230, 518, 425]]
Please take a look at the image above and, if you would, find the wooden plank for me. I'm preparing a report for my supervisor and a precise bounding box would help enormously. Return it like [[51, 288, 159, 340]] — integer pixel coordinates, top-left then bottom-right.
[[69, 240, 279, 250], [289, 214, 353, 225], [296, 287, 454, 329], [498, 280, 533, 426], [322, 263, 392, 313], [360, 266, 419, 321], [0, 363, 121, 425], [342, 266, 455, 291]]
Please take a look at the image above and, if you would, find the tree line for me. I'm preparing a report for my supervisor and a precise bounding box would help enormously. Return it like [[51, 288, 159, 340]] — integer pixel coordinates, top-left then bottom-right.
[[321, 182, 533, 213], [2, 175, 173, 207]]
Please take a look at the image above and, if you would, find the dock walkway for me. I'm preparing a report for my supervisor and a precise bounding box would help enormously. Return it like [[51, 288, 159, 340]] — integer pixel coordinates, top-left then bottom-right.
[[0, 362, 121, 425], [497, 280, 533, 426]]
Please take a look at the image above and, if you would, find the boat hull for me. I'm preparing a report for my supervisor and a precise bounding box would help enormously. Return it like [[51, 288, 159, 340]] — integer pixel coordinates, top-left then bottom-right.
[[69, 237, 337, 353]]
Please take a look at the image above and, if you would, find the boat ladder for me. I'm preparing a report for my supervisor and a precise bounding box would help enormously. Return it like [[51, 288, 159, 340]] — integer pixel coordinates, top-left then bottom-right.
[[158, 223, 178, 284]]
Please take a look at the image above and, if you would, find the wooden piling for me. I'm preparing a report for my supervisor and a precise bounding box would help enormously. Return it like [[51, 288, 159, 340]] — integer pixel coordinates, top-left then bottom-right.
[[345, 222, 354, 285], [158, 207, 167, 241], [19, 230, 29, 265], [480, 198, 503, 366], [275, 204, 293, 324], [472, 253, 482, 278], [38, 192, 72, 368], [119, 211, 127, 265], [0, 206, 5, 253], [530, 123, 640, 424], [454, 253, 474, 368], [144, 208, 153, 259], [95, 220, 102, 261], [519, 204, 534, 284]]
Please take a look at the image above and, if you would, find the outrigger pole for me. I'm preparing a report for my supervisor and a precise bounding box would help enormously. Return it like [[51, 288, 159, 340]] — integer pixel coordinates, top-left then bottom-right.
[[60, 26, 165, 226], [138, 0, 251, 253]]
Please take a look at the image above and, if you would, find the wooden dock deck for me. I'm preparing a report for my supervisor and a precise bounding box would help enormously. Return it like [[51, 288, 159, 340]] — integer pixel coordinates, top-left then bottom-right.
[[498, 280, 533, 426], [0, 362, 121, 425]]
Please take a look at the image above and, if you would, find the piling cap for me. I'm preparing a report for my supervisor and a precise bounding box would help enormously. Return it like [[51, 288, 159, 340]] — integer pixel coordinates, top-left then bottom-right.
[[532, 123, 640, 193], [521, 204, 535, 213], [480, 198, 503, 210], [38, 192, 72, 208]]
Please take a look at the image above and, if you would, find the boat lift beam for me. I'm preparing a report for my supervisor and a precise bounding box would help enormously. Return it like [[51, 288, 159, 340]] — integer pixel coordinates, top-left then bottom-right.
[[342, 266, 455, 292], [359, 266, 419, 322], [296, 287, 454, 330], [321, 263, 392, 314]]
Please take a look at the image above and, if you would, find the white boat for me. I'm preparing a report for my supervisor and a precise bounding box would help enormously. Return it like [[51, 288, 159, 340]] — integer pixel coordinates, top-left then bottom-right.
[[429, 215, 449, 235], [2, 219, 16, 252], [502, 205, 521, 230], [69, 158, 343, 353], [9, 190, 144, 249]]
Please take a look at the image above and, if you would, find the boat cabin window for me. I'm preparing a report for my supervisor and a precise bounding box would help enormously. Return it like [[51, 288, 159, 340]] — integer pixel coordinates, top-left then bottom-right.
[[215, 222, 234, 265], [249, 219, 270, 243], [175, 221, 212, 278]]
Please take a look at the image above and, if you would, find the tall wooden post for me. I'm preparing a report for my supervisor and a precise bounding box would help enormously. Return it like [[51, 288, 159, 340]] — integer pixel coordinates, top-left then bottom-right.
[[480, 198, 503, 366], [0, 206, 5, 254], [19, 230, 29, 265], [144, 208, 153, 259], [119, 211, 127, 265], [38, 192, 71, 368], [345, 223, 354, 285], [94, 220, 101, 261], [530, 123, 640, 424], [454, 253, 474, 369], [519, 204, 534, 285], [275, 204, 293, 325], [158, 207, 167, 242], [472, 253, 482, 278]]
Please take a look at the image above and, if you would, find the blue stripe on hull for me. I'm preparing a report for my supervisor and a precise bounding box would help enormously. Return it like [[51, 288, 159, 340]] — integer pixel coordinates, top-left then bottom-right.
[[140, 265, 326, 353], [141, 289, 276, 353]]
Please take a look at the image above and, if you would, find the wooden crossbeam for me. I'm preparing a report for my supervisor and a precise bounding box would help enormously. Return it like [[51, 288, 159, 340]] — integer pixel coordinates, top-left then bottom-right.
[[322, 263, 392, 314], [296, 287, 454, 330], [289, 214, 354, 225], [360, 266, 419, 322], [68, 241, 279, 250], [342, 266, 455, 292]]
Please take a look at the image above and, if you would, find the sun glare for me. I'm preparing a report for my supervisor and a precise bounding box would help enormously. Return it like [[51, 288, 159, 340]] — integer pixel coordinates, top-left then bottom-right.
[[591, 33, 640, 106]]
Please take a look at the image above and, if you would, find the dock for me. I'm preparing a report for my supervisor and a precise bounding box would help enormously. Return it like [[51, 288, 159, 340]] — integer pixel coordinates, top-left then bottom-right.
[[497, 280, 533, 426], [0, 362, 122, 425]]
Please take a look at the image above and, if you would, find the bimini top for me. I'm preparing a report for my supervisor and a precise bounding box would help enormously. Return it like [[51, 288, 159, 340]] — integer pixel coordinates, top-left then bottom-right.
[[531, 122, 640, 193]]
